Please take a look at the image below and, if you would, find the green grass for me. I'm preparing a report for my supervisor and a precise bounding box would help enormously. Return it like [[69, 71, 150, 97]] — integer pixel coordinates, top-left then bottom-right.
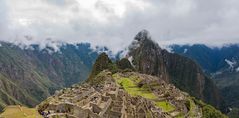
[[0, 105, 42, 118], [175, 114, 184, 118], [114, 74, 176, 113], [116, 77, 158, 99], [188, 98, 197, 117], [155, 101, 175, 112]]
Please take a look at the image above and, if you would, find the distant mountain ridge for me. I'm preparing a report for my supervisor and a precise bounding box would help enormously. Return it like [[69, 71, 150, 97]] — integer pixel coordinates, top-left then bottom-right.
[[170, 44, 239, 74], [0, 42, 98, 111], [170, 44, 239, 113]]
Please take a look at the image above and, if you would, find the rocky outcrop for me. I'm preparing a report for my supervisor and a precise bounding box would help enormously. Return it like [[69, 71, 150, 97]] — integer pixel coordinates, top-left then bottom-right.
[[127, 30, 222, 109], [128, 30, 169, 82], [88, 52, 112, 80]]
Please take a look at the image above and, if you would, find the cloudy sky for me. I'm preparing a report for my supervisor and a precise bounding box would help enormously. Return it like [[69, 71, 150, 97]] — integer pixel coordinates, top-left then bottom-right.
[[1, 0, 239, 52]]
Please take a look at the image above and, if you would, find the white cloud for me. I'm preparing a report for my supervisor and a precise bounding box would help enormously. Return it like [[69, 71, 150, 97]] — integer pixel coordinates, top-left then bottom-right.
[[1, 0, 239, 53], [170, 0, 196, 16]]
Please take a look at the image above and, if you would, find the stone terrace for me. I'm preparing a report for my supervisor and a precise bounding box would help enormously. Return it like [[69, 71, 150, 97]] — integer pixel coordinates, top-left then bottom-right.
[[37, 71, 201, 118]]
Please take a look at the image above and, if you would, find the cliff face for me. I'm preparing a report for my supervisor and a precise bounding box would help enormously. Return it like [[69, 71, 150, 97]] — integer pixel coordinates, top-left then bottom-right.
[[128, 30, 169, 82], [128, 30, 222, 109]]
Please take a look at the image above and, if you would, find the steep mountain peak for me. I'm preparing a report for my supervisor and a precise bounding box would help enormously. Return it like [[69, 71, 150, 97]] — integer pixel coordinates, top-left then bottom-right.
[[127, 30, 224, 111], [134, 29, 152, 42], [88, 52, 112, 80], [129, 30, 158, 52], [128, 30, 165, 81]]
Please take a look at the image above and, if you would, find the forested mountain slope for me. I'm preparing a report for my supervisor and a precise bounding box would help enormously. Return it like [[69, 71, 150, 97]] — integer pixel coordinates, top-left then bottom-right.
[[0, 42, 98, 111]]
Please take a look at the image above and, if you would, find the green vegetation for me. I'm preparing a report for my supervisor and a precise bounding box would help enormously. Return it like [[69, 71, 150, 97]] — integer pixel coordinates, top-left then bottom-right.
[[88, 52, 113, 80], [202, 105, 227, 118], [193, 98, 227, 118], [0, 74, 24, 111], [0, 43, 97, 110], [155, 101, 175, 112], [116, 58, 134, 70], [175, 113, 185, 118], [116, 77, 157, 99], [215, 72, 239, 110], [88, 53, 135, 83], [114, 74, 175, 113], [185, 98, 197, 117], [113, 73, 226, 117]]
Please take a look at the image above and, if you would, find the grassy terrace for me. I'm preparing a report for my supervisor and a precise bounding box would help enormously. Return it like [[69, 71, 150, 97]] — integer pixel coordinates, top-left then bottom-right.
[[113, 74, 175, 113], [155, 101, 175, 112], [0, 105, 42, 118], [116, 77, 158, 99]]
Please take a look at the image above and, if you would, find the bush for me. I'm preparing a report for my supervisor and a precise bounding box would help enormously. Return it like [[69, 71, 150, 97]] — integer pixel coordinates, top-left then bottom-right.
[[202, 105, 227, 118]]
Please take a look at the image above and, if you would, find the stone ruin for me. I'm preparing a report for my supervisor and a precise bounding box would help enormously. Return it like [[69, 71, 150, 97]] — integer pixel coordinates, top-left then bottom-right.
[[37, 72, 199, 118], [37, 77, 169, 118]]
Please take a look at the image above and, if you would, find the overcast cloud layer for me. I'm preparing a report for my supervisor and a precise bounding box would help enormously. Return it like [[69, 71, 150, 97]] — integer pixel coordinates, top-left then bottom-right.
[[1, 0, 239, 53]]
